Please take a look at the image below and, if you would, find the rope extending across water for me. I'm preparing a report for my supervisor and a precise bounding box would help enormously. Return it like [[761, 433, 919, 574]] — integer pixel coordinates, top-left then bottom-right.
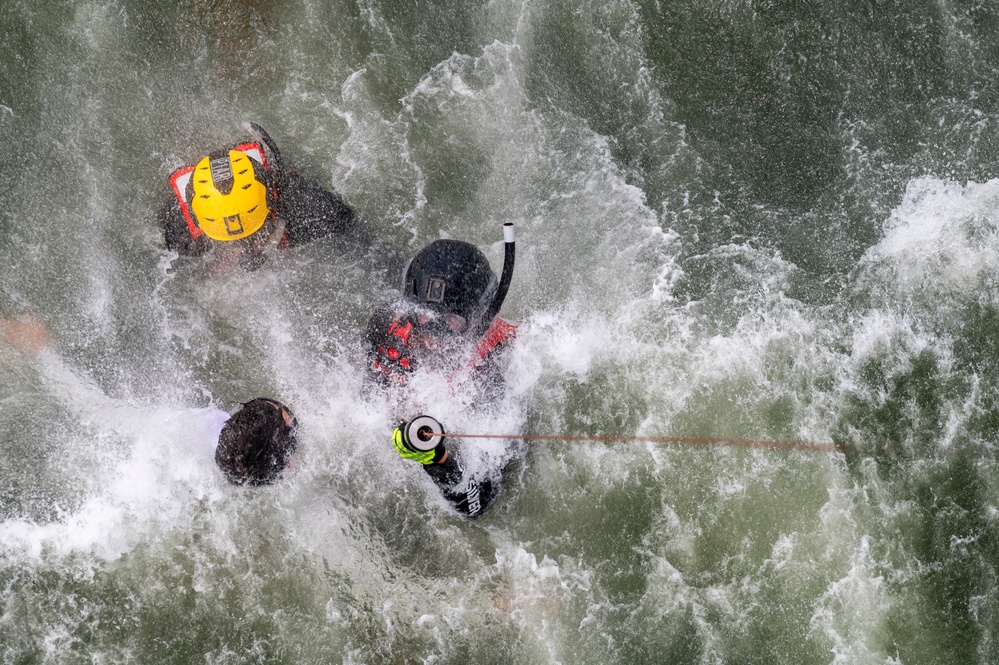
[[441, 431, 840, 453]]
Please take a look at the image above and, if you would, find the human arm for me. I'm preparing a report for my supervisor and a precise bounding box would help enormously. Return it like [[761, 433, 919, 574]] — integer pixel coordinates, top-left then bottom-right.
[[158, 196, 210, 258], [389, 416, 499, 518], [365, 302, 419, 385]]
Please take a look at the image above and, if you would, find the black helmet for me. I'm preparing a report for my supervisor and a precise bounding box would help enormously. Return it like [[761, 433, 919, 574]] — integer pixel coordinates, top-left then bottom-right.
[[402, 240, 497, 324]]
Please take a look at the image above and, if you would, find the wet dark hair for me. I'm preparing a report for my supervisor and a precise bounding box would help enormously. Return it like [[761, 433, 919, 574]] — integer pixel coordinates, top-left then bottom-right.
[[215, 398, 298, 486]]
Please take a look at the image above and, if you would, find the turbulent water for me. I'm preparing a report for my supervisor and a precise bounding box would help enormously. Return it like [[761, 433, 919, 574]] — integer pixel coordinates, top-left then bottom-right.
[[2, 0, 999, 663]]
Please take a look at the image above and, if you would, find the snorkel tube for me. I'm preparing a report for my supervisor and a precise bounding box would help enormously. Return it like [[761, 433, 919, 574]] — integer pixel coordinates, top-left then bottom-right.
[[240, 122, 288, 270], [476, 223, 515, 334]]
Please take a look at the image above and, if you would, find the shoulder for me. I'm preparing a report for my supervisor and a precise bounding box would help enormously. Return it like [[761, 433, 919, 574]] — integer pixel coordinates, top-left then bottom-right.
[[484, 317, 518, 344], [277, 171, 356, 243], [158, 196, 209, 257], [473, 317, 518, 363], [157, 195, 182, 229]]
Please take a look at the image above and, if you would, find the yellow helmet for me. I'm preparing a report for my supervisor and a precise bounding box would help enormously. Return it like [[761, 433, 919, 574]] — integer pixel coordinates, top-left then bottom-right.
[[189, 150, 271, 242]]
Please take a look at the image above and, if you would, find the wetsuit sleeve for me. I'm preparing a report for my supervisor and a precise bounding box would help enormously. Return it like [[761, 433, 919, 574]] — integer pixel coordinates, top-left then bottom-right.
[[158, 196, 209, 258], [274, 171, 363, 247], [423, 454, 499, 519]]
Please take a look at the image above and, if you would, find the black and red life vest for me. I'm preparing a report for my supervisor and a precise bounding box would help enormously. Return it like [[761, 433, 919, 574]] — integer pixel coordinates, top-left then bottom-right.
[[370, 313, 517, 386]]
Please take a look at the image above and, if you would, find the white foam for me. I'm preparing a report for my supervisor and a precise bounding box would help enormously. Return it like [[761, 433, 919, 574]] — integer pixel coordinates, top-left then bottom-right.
[[863, 176, 999, 296], [0, 362, 228, 562], [808, 536, 891, 664]]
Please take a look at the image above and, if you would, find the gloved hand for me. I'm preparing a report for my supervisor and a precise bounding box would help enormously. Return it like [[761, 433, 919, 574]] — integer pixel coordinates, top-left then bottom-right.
[[391, 418, 447, 465]]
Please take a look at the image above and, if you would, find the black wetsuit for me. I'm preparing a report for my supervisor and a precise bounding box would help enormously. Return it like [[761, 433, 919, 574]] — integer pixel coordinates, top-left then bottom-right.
[[425, 454, 501, 519], [365, 299, 517, 519], [158, 166, 359, 259]]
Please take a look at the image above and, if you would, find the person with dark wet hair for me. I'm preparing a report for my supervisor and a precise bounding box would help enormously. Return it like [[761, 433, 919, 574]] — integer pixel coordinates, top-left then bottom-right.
[[365, 226, 518, 518], [214, 398, 298, 486], [0, 322, 299, 487], [158, 122, 363, 274]]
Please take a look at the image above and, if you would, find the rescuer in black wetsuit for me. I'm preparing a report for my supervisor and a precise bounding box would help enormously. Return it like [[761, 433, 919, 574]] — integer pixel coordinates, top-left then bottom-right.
[[157, 122, 363, 273], [365, 228, 518, 519]]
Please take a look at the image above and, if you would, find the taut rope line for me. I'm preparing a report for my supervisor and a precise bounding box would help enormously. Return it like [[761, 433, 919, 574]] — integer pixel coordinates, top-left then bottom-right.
[[440, 431, 838, 453]]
